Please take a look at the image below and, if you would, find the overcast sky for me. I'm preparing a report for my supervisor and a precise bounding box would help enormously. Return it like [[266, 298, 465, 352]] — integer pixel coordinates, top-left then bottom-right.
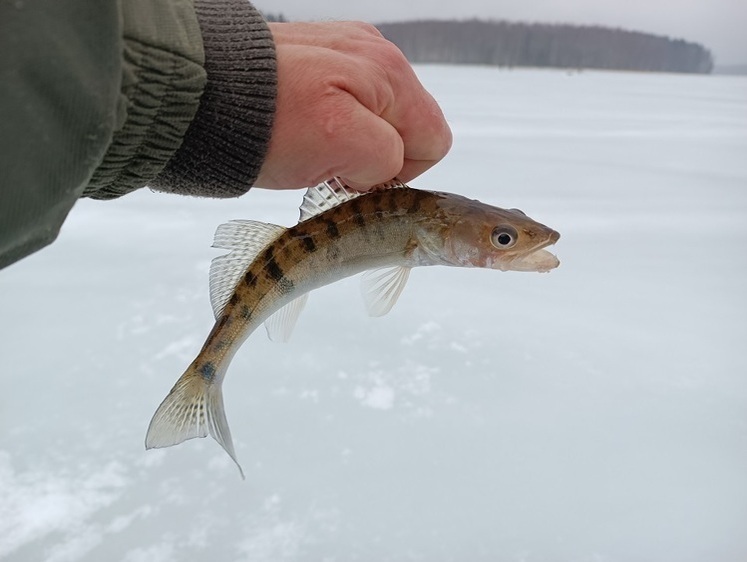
[[254, 0, 746, 65]]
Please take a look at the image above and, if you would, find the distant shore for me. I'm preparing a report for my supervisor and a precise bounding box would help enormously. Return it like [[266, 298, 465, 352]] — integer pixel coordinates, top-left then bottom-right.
[[376, 19, 714, 74]]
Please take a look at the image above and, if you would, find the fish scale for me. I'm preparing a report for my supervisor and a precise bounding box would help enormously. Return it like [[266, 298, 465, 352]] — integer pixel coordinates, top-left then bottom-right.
[[145, 179, 560, 477]]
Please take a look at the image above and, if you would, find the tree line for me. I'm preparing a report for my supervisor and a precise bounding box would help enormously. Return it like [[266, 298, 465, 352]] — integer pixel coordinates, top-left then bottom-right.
[[375, 20, 713, 74]]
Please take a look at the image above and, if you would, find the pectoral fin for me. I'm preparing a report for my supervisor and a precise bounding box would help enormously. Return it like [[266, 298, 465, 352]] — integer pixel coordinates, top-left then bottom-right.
[[360, 266, 411, 317]]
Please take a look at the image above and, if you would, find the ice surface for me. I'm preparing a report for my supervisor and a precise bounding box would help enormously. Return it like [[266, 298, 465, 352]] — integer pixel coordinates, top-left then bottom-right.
[[1, 67, 746, 561]]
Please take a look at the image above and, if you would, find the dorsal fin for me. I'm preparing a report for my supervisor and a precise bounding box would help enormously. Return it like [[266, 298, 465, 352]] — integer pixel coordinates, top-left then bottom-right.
[[298, 178, 407, 222], [209, 220, 286, 318], [299, 178, 360, 222]]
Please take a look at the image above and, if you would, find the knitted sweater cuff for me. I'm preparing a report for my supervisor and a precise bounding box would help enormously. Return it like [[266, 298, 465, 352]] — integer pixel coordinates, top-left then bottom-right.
[[151, 0, 277, 198]]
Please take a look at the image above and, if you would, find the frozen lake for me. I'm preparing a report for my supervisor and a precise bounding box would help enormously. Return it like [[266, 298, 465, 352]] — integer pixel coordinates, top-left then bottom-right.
[[1, 66, 746, 561]]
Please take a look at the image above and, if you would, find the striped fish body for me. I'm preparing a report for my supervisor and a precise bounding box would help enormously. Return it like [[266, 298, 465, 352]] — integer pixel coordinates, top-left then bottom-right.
[[145, 180, 560, 476], [204, 186, 434, 363]]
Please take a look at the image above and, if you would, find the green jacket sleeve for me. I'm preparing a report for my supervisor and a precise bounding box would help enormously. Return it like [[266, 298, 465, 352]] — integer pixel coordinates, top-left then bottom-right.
[[0, 0, 276, 269]]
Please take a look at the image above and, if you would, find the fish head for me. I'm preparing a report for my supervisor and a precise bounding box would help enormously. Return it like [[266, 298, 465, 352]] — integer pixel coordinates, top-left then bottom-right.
[[432, 195, 560, 273]]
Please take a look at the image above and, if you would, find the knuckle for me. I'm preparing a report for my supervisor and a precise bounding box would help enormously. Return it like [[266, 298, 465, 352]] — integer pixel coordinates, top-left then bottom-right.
[[348, 21, 383, 38], [377, 40, 409, 70], [346, 22, 408, 69]]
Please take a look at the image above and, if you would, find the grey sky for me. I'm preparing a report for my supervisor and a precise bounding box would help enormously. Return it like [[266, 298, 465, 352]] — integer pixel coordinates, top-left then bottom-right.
[[254, 0, 746, 64]]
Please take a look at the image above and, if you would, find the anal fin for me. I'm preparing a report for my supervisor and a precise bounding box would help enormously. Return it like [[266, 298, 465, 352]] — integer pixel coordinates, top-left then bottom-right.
[[264, 293, 310, 342]]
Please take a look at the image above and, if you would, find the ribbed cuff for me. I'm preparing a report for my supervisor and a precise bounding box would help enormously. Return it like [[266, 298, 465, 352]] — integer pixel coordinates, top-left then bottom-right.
[[151, 0, 277, 198], [83, 0, 206, 201]]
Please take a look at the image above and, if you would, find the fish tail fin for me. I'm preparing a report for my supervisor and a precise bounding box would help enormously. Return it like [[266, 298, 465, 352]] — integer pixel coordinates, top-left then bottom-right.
[[145, 362, 244, 479]]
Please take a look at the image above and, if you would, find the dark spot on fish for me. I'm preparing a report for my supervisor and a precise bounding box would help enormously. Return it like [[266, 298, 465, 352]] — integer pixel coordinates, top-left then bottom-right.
[[200, 362, 217, 381], [240, 304, 252, 319], [281, 242, 295, 257], [213, 339, 229, 352], [350, 199, 366, 227], [217, 314, 230, 329], [229, 293, 239, 306], [301, 235, 316, 253], [386, 193, 399, 213], [278, 277, 295, 293], [407, 194, 422, 214], [245, 270, 257, 287], [325, 219, 340, 239], [266, 257, 285, 282]]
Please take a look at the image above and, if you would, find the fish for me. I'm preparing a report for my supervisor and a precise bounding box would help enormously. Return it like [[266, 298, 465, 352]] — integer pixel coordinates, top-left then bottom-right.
[[145, 179, 560, 476]]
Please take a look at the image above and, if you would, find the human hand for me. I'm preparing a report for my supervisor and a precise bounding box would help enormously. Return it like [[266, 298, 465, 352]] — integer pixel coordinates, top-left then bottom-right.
[[255, 21, 452, 191]]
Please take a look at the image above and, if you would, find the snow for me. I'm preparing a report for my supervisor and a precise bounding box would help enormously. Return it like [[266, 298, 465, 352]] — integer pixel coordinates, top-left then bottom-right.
[[1, 67, 746, 561]]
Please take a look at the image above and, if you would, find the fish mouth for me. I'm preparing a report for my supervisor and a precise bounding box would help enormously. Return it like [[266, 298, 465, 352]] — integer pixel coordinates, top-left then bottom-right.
[[507, 231, 560, 273]]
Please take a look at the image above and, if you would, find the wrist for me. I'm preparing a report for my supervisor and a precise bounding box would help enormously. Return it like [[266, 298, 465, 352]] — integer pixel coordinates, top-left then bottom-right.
[[151, 0, 277, 198]]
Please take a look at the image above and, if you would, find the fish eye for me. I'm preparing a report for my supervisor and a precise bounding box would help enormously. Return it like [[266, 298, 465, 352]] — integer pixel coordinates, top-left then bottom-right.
[[491, 226, 518, 249], [509, 208, 526, 216]]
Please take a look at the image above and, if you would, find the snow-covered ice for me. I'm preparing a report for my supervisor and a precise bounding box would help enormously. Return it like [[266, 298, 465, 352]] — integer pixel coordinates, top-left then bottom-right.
[[1, 67, 745, 561]]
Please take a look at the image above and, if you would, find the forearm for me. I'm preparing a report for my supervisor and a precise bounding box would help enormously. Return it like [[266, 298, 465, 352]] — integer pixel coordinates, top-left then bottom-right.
[[150, 0, 276, 198], [0, 0, 277, 268], [0, 0, 122, 268], [89, 0, 276, 200], [83, 0, 208, 200]]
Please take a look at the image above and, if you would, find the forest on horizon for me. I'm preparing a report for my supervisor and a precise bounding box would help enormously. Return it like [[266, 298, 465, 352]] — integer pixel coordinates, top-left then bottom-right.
[[263, 14, 713, 74], [376, 20, 713, 74]]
